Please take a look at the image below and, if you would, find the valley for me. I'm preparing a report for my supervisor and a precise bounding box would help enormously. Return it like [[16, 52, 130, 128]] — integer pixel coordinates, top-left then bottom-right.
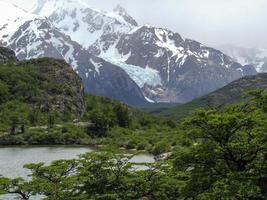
[[0, 0, 266, 199]]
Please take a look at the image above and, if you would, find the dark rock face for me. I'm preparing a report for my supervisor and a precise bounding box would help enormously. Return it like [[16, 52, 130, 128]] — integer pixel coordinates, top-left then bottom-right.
[[0, 47, 17, 63], [0, 46, 86, 116], [113, 5, 138, 26], [18, 58, 86, 116], [76, 56, 146, 106], [242, 64, 258, 75]]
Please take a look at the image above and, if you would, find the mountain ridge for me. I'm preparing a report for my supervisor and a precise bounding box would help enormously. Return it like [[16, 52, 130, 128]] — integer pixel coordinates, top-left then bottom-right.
[[101, 24, 257, 102], [154, 73, 267, 119], [0, 0, 258, 105], [0, 1, 147, 106]]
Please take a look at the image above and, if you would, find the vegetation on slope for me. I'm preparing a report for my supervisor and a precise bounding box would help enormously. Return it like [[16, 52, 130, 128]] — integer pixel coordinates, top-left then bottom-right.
[[152, 73, 267, 119], [0, 47, 266, 200], [0, 57, 178, 152], [1, 90, 266, 200]]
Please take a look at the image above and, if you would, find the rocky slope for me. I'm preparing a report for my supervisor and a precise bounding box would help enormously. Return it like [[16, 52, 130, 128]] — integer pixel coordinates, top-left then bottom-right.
[[0, 1, 146, 106], [0, 47, 86, 116], [0, 47, 17, 63]]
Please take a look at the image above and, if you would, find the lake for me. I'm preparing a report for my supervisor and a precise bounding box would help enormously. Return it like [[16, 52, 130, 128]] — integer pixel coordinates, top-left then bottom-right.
[[0, 146, 155, 199], [0, 146, 155, 178]]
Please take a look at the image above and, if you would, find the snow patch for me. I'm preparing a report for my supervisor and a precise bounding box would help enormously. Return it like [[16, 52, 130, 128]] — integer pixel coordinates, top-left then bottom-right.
[[145, 96, 155, 103], [90, 58, 103, 74], [0, 1, 38, 43], [33, 0, 134, 49], [256, 61, 266, 72]]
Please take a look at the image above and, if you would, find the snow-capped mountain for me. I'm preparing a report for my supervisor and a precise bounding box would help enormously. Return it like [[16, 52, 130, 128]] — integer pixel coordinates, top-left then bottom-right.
[[0, 1, 37, 43], [217, 44, 267, 73], [95, 25, 257, 102], [0, 1, 146, 106], [0, 0, 258, 105], [31, 0, 257, 103], [32, 0, 136, 51]]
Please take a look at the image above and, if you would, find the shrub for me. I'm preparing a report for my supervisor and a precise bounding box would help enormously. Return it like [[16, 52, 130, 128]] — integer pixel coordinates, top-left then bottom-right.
[[152, 141, 170, 155]]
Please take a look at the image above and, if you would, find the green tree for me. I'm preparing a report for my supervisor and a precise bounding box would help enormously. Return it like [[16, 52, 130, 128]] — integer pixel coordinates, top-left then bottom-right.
[[88, 110, 116, 137], [0, 153, 181, 200], [47, 112, 55, 129], [174, 92, 267, 199], [0, 177, 33, 200], [19, 119, 25, 134], [115, 104, 132, 128], [28, 108, 39, 126], [24, 160, 78, 200], [0, 80, 9, 105], [10, 115, 19, 135]]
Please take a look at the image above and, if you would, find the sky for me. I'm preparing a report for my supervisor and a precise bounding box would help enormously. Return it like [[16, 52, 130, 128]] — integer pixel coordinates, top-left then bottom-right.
[[6, 0, 267, 48]]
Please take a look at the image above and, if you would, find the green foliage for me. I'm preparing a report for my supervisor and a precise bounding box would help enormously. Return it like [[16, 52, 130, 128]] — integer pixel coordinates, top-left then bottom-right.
[[27, 108, 39, 126], [47, 112, 56, 129], [88, 109, 116, 137], [174, 90, 267, 199], [1, 89, 267, 199], [0, 59, 179, 149], [152, 141, 170, 156], [0, 80, 9, 104], [0, 153, 181, 200], [114, 104, 132, 128], [0, 177, 33, 199]]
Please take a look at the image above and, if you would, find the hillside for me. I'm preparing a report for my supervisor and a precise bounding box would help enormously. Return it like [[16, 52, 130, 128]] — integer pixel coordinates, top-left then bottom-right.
[[0, 57, 86, 117], [0, 47, 17, 63], [154, 73, 267, 119], [0, 47, 176, 149]]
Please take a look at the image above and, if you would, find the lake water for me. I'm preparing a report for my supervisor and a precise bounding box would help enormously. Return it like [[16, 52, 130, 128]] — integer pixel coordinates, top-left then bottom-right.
[[0, 146, 94, 178], [0, 146, 155, 200]]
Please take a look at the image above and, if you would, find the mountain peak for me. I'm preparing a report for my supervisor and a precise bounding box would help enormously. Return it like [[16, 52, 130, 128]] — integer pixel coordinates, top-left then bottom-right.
[[32, 0, 53, 13], [32, 0, 88, 15], [113, 5, 128, 15], [112, 4, 138, 26], [0, 1, 38, 42]]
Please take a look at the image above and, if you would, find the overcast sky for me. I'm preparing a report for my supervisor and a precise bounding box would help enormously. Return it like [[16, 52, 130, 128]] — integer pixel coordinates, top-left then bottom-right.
[[7, 0, 267, 48]]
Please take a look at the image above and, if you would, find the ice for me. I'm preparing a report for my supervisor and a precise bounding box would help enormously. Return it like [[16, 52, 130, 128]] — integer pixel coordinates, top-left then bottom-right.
[[107, 59, 162, 88]]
